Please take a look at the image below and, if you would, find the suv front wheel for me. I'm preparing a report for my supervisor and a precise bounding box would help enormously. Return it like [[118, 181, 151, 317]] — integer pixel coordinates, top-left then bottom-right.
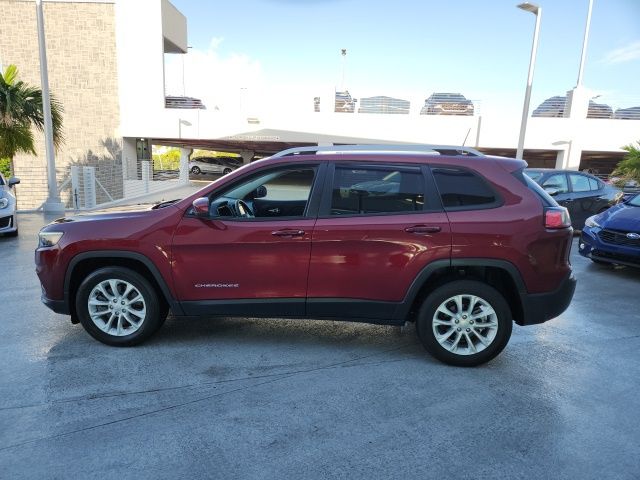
[[416, 280, 512, 366], [75, 267, 165, 346]]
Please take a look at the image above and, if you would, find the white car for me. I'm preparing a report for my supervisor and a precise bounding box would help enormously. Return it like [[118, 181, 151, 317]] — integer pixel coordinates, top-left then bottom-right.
[[0, 173, 20, 236], [189, 157, 242, 176]]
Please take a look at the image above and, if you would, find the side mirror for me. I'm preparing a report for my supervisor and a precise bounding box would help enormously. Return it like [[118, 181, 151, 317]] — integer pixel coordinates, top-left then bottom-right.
[[8, 177, 20, 188], [544, 187, 559, 196], [192, 197, 209, 217], [254, 185, 267, 199]]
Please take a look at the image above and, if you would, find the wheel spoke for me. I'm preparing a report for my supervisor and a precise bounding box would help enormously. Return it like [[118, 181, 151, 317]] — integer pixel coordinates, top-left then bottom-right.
[[471, 307, 496, 320], [127, 294, 143, 306], [454, 295, 463, 314], [464, 332, 477, 353], [433, 318, 453, 326], [465, 295, 477, 315], [96, 283, 112, 301], [450, 331, 463, 352], [437, 305, 455, 318], [103, 312, 116, 332], [471, 328, 489, 346], [89, 299, 110, 306], [128, 307, 146, 320], [123, 311, 140, 328], [436, 327, 456, 344]]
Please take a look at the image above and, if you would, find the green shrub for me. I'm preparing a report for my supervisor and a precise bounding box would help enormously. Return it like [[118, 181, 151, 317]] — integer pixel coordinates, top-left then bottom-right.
[[0, 158, 10, 178], [612, 140, 640, 185], [152, 149, 181, 170]]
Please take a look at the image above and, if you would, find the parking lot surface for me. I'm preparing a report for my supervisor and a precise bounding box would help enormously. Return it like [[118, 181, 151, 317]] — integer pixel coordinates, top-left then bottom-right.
[[1, 214, 639, 479]]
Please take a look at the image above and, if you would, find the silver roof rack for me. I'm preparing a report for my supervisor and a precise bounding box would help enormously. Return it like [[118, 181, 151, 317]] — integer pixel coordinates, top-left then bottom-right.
[[271, 144, 484, 158]]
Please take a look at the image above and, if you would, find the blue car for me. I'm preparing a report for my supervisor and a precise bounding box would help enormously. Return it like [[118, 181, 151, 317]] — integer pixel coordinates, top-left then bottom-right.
[[579, 194, 640, 268]]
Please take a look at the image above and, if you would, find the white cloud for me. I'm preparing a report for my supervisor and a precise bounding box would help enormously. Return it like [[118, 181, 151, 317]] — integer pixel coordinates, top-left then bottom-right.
[[603, 40, 640, 65], [164, 37, 264, 113]]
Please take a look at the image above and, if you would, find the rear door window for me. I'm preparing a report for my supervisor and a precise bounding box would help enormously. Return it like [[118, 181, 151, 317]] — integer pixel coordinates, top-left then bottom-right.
[[569, 174, 591, 192], [329, 165, 425, 215], [542, 174, 569, 194], [431, 167, 499, 209]]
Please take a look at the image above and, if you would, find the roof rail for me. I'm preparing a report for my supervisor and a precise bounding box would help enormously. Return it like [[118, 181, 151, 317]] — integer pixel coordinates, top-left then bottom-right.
[[271, 144, 484, 158]]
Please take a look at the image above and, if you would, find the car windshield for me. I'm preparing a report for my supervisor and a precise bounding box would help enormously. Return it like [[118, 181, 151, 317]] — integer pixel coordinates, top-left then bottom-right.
[[525, 170, 543, 182], [628, 194, 640, 207]]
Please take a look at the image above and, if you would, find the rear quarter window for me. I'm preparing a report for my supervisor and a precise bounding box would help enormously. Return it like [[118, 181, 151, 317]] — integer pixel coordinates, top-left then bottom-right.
[[431, 167, 500, 210]]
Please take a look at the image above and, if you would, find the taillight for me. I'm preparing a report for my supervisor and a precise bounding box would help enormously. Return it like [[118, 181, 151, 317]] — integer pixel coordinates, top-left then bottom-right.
[[544, 207, 571, 229]]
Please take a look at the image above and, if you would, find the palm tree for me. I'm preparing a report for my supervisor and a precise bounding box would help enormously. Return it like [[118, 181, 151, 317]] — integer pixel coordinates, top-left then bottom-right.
[[0, 64, 63, 176], [613, 140, 640, 185]]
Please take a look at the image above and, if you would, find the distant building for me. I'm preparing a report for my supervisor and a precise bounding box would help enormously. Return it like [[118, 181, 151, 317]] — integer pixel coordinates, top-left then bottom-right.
[[358, 96, 410, 115]]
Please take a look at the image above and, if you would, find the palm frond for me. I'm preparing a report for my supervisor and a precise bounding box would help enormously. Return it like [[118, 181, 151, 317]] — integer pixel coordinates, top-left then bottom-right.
[[0, 124, 36, 158], [0, 64, 65, 158]]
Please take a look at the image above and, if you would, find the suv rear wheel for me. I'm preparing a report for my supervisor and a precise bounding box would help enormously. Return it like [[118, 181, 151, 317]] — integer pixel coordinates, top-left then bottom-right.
[[75, 267, 165, 346], [190, 166, 201, 174], [416, 280, 512, 366]]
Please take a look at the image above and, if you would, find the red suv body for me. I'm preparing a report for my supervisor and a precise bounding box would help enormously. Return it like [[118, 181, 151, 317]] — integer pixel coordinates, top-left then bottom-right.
[[36, 146, 576, 366]]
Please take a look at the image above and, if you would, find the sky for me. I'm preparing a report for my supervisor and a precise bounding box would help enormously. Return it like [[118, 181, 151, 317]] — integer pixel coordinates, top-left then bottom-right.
[[167, 0, 640, 116]]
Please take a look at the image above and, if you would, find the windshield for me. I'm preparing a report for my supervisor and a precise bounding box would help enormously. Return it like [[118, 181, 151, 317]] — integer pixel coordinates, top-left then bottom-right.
[[628, 194, 640, 207], [525, 170, 543, 182]]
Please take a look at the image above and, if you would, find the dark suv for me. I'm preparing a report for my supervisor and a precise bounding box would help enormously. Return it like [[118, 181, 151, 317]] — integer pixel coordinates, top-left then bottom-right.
[[36, 145, 576, 366]]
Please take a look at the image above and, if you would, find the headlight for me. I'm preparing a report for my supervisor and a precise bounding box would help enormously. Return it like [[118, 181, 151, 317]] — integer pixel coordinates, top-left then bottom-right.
[[0, 198, 8, 209], [38, 231, 64, 248], [584, 215, 601, 228]]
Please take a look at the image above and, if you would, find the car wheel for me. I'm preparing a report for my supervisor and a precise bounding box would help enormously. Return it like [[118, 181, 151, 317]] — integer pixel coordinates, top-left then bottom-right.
[[222, 168, 232, 175], [7, 229, 18, 237], [416, 280, 512, 367], [75, 267, 165, 346], [191, 166, 201, 175]]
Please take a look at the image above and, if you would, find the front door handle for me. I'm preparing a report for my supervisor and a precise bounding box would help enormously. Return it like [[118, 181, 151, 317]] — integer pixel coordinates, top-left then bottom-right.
[[405, 225, 442, 234], [272, 229, 305, 238]]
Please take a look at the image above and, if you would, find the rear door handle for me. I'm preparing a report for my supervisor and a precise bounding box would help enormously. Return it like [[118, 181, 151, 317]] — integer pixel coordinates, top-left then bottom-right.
[[271, 229, 305, 237], [405, 225, 442, 234]]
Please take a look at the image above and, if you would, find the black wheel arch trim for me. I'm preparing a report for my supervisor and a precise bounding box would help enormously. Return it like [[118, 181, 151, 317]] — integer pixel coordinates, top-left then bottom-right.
[[63, 250, 183, 315], [395, 258, 529, 322]]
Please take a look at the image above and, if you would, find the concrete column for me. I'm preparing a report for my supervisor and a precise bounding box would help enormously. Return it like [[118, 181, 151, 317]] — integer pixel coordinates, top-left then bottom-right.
[[558, 86, 589, 171], [122, 137, 137, 180], [82, 166, 96, 209], [179, 148, 191, 184], [141, 160, 150, 193], [240, 150, 254, 165]]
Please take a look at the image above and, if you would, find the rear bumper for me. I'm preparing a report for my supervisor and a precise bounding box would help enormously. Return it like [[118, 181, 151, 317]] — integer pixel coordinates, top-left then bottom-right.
[[517, 272, 576, 326]]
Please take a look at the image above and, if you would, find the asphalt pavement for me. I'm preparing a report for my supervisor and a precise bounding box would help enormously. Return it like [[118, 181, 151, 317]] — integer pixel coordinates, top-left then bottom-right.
[[1, 213, 639, 479]]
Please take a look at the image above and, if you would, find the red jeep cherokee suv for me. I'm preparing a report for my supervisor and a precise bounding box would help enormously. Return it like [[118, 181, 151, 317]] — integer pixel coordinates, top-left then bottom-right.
[[35, 145, 576, 366]]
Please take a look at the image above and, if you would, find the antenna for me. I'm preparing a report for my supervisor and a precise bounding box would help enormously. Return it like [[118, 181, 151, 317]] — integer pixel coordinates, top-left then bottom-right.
[[462, 127, 471, 147]]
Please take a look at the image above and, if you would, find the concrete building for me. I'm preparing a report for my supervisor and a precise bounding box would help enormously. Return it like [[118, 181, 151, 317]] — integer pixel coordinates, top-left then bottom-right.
[[0, 0, 191, 209], [1, 0, 638, 210]]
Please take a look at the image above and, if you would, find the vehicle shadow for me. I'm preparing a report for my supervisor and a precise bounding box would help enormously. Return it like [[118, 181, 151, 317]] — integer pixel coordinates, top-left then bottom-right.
[[152, 314, 428, 358]]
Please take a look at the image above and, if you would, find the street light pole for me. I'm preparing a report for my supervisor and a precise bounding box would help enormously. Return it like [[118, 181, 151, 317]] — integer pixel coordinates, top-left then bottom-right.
[[576, 0, 594, 87], [515, 2, 542, 161], [35, 0, 64, 213]]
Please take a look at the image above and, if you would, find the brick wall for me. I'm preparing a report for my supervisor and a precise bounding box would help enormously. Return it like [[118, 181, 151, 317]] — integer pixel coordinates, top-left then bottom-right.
[[0, 0, 120, 209]]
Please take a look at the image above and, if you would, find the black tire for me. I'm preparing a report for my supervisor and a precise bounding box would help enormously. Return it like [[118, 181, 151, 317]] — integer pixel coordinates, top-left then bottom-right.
[[75, 267, 165, 346], [191, 166, 201, 175], [416, 280, 512, 367], [222, 168, 232, 175], [7, 229, 18, 237]]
